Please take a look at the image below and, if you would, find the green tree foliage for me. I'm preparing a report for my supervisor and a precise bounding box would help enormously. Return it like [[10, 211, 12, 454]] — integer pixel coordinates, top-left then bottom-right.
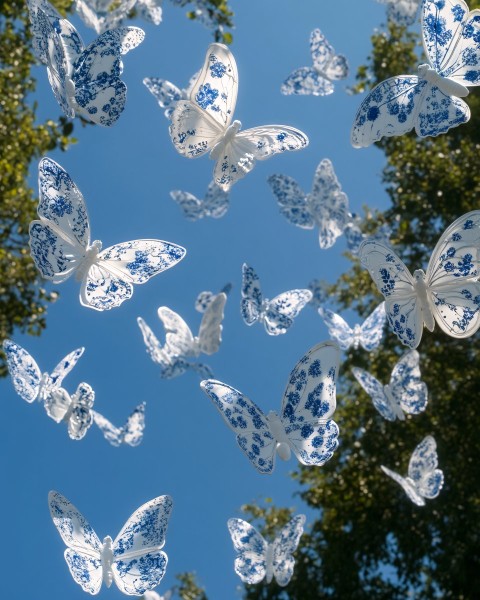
[[178, 0, 234, 44], [175, 571, 208, 600]]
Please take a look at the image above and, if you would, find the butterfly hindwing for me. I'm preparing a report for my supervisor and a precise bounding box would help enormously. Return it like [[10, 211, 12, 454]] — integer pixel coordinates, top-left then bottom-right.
[[268, 174, 313, 228], [352, 367, 396, 421], [227, 518, 267, 584], [389, 350, 428, 415], [272, 514, 306, 587]]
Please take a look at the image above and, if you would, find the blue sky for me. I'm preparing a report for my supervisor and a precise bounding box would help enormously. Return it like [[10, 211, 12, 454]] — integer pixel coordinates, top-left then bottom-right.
[[0, 0, 397, 597]]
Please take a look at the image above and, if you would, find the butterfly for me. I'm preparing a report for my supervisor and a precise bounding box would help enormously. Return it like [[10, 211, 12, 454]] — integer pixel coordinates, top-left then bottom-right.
[[200, 341, 340, 474], [170, 181, 229, 220], [29, 158, 186, 311], [343, 215, 392, 255], [318, 302, 386, 351], [358, 210, 480, 349], [46, 382, 95, 440], [195, 283, 232, 313], [3, 339, 84, 404], [227, 515, 305, 586], [48, 490, 173, 594], [144, 71, 199, 118], [241, 263, 312, 335], [169, 43, 309, 190], [27, 0, 145, 126], [268, 158, 350, 249], [381, 435, 444, 506], [351, 0, 480, 146], [92, 402, 146, 446], [281, 28, 349, 96], [376, 0, 421, 26], [352, 350, 428, 421]]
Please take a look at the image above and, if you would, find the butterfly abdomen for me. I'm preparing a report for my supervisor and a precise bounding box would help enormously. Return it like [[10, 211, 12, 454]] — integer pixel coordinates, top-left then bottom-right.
[[266, 411, 291, 461], [418, 64, 469, 98], [413, 269, 436, 332], [101, 536, 114, 587]]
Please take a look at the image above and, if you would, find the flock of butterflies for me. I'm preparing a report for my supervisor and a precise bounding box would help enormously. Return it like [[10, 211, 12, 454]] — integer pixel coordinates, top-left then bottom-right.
[[4, 0, 480, 595]]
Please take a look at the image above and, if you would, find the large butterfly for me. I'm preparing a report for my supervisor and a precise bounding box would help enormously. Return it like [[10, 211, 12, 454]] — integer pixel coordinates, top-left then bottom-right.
[[318, 302, 386, 351], [381, 436, 444, 506], [358, 211, 480, 348], [29, 158, 186, 311], [27, 0, 144, 126], [376, 0, 421, 26], [144, 71, 199, 118], [281, 28, 349, 96], [46, 382, 95, 440], [268, 158, 350, 249], [241, 263, 312, 335], [195, 283, 232, 313], [227, 515, 305, 586], [92, 402, 146, 446], [352, 0, 480, 146], [48, 490, 173, 594], [170, 181, 229, 221], [200, 341, 340, 474], [352, 350, 428, 421], [169, 43, 309, 190]]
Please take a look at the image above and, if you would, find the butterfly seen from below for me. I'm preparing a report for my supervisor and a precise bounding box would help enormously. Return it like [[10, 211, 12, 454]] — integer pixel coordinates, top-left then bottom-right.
[[46, 382, 95, 440], [144, 71, 199, 118], [93, 402, 146, 446], [170, 181, 229, 220]]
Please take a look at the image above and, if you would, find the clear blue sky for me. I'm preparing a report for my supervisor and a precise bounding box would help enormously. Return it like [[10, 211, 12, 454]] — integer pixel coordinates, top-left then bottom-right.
[[0, 0, 396, 597]]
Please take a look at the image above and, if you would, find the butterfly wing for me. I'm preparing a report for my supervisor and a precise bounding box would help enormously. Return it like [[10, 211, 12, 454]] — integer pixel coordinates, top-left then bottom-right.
[[267, 174, 313, 229], [121, 402, 146, 447], [3, 340, 41, 403], [143, 77, 183, 117], [27, 0, 63, 63], [50, 347, 85, 388], [318, 307, 354, 350], [307, 279, 329, 309], [45, 387, 72, 422], [272, 514, 306, 587], [241, 263, 263, 326], [157, 307, 196, 357], [201, 380, 277, 474], [310, 28, 337, 76], [263, 289, 312, 335], [197, 292, 227, 354], [358, 302, 386, 350], [136, 0, 163, 25], [48, 490, 103, 594], [380, 465, 426, 506], [352, 367, 396, 421], [389, 350, 428, 415], [169, 190, 204, 221], [281, 66, 335, 96], [227, 518, 267, 584], [92, 410, 122, 445], [203, 181, 230, 218], [408, 436, 444, 500], [68, 382, 94, 440], [137, 317, 173, 368]]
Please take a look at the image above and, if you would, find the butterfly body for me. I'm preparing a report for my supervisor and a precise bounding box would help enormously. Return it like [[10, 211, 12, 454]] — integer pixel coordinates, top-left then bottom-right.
[[266, 411, 292, 461], [418, 63, 469, 97], [47, 382, 95, 440], [412, 269, 436, 332], [210, 119, 242, 160], [100, 535, 114, 587]]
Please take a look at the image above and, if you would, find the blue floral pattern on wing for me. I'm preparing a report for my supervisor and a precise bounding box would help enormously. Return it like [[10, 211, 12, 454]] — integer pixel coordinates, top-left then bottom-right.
[[93, 403, 146, 447], [170, 181, 229, 220]]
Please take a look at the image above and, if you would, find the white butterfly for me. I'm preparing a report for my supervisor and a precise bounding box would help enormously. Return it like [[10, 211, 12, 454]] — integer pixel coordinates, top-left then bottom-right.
[[381, 436, 444, 506], [170, 181, 229, 220], [352, 350, 428, 421], [241, 263, 312, 335], [268, 158, 350, 249], [318, 302, 386, 351], [358, 211, 480, 349], [46, 382, 95, 440], [195, 283, 232, 312], [49, 490, 173, 594], [200, 341, 340, 474], [29, 158, 186, 311], [281, 28, 349, 96], [352, 0, 480, 146], [376, 0, 421, 26], [144, 71, 199, 118], [3, 339, 84, 404], [227, 515, 305, 586], [27, 0, 144, 126], [74, 0, 137, 34], [169, 43, 309, 190], [92, 402, 146, 446]]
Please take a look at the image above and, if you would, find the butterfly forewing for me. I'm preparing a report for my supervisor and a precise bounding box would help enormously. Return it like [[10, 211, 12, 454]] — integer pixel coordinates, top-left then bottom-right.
[[198, 292, 226, 354], [67, 382, 95, 440], [51, 347, 85, 387], [381, 465, 426, 506], [137, 317, 172, 367], [241, 264, 263, 325], [227, 519, 268, 584], [157, 306, 196, 357], [170, 100, 225, 157], [264, 290, 312, 335], [272, 515, 305, 587], [318, 307, 354, 350], [268, 174, 313, 229], [3, 340, 42, 403], [359, 302, 386, 350], [281, 66, 335, 96], [237, 126, 309, 161], [389, 350, 428, 415], [352, 367, 396, 421]]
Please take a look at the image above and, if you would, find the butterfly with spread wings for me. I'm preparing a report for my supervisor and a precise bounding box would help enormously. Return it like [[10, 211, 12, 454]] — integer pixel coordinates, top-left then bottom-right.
[[201, 341, 340, 474], [170, 181, 229, 221], [49, 490, 172, 594], [227, 515, 305, 586], [29, 158, 186, 311], [281, 28, 349, 96], [46, 383, 95, 440], [381, 436, 444, 506], [144, 71, 199, 118], [359, 211, 480, 349], [93, 402, 146, 446], [376, 0, 421, 26], [169, 43, 309, 190]]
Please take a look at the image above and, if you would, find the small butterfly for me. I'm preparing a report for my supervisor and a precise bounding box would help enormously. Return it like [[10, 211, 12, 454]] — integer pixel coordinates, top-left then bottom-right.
[[144, 71, 199, 118], [27, 0, 144, 126], [3, 339, 84, 404], [49, 490, 173, 594], [376, 0, 421, 26], [195, 283, 232, 313], [74, 0, 137, 34], [92, 402, 146, 446], [169, 43, 309, 190], [46, 382, 95, 440], [318, 302, 386, 351], [201, 341, 340, 474], [351, 0, 480, 146], [281, 28, 349, 96], [170, 181, 229, 220], [352, 350, 428, 421], [358, 211, 480, 348], [227, 515, 305, 586], [381, 435, 444, 506], [241, 263, 312, 335], [268, 158, 350, 249], [29, 158, 186, 311]]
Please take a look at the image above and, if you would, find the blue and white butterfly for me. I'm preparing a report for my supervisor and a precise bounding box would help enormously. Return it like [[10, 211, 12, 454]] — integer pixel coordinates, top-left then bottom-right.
[[195, 283, 232, 313], [201, 341, 340, 474], [170, 181, 229, 220], [307, 279, 329, 309], [352, 0, 480, 146], [49, 490, 173, 594], [144, 71, 199, 118], [376, 0, 421, 26], [241, 263, 312, 335], [29, 158, 186, 311], [318, 302, 386, 351], [27, 0, 144, 126], [268, 159, 350, 249], [227, 515, 306, 586], [381, 436, 444, 506], [74, 0, 137, 34], [359, 211, 480, 349], [3, 339, 84, 404], [281, 28, 349, 96], [352, 350, 428, 421], [92, 402, 146, 446], [169, 43, 309, 190], [46, 382, 95, 440], [343, 214, 392, 255]]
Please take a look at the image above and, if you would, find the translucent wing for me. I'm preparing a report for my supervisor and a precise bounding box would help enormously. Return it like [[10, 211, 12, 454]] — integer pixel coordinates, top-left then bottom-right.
[[264, 289, 312, 335], [170, 190, 204, 221], [50, 347, 85, 387], [280, 342, 340, 465], [408, 435, 444, 499], [67, 382, 95, 440], [267, 174, 313, 229], [380, 465, 426, 506], [136, 0, 163, 25], [27, 0, 63, 64], [378, 0, 421, 26], [45, 387, 72, 422], [272, 514, 306, 587], [358, 302, 386, 350], [201, 380, 277, 474], [389, 350, 428, 415], [3, 340, 41, 403], [157, 307, 196, 357], [197, 292, 227, 354], [169, 100, 225, 158], [352, 366, 398, 421], [227, 518, 267, 584], [93, 402, 145, 447], [241, 263, 263, 326], [310, 28, 336, 74], [202, 181, 230, 218], [195, 282, 232, 312], [318, 307, 354, 350], [307, 279, 329, 309], [281, 67, 335, 96], [344, 217, 365, 254], [143, 77, 183, 117], [74, 0, 136, 34], [137, 317, 172, 368]]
